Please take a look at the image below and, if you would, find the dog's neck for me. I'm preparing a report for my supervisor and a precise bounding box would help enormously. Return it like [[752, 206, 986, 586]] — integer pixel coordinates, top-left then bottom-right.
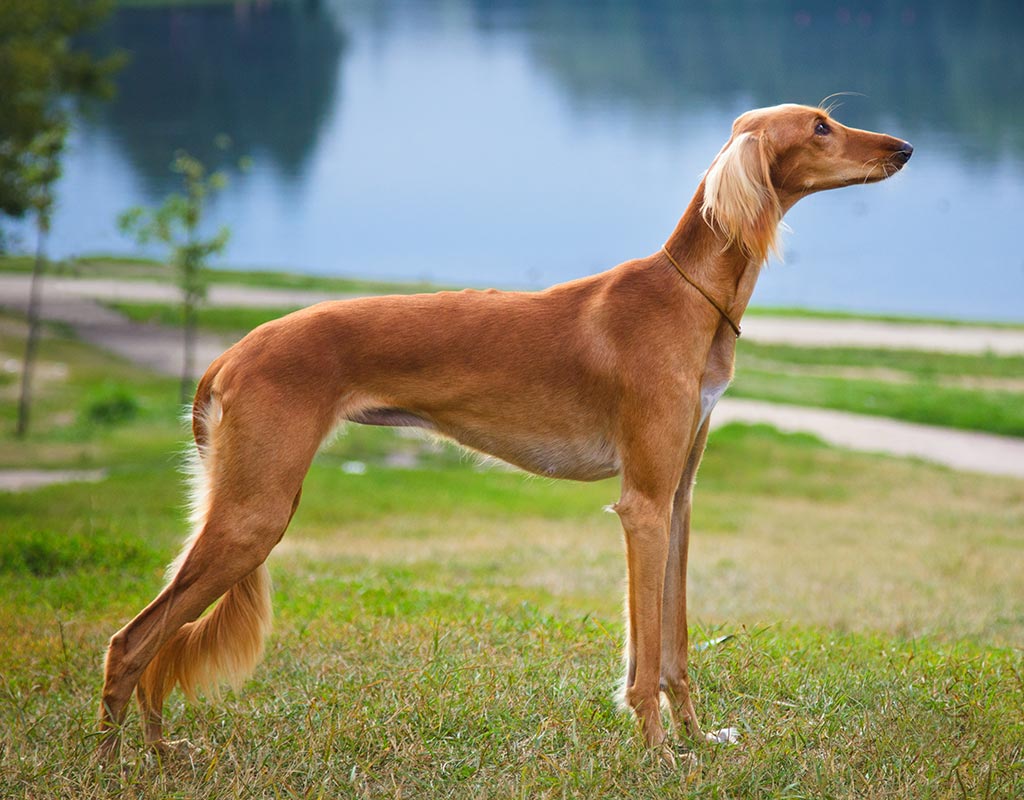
[[662, 183, 771, 329]]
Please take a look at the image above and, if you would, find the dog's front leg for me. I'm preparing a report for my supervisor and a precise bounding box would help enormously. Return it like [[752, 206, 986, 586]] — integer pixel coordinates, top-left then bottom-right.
[[616, 486, 672, 751], [614, 415, 692, 756], [660, 419, 711, 741]]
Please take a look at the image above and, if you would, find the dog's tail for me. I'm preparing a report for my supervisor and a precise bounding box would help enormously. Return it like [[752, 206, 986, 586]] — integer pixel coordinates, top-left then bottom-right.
[[136, 375, 273, 707]]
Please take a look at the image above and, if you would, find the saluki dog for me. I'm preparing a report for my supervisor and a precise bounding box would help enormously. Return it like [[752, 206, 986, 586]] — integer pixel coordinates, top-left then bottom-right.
[[99, 104, 912, 762]]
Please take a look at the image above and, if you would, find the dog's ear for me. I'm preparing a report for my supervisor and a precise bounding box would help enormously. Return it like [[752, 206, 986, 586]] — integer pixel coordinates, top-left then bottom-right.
[[701, 132, 781, 263]]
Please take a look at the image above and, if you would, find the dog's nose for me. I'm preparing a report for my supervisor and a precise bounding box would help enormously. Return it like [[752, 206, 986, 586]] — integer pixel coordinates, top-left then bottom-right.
[[894, 141, 913, 163]]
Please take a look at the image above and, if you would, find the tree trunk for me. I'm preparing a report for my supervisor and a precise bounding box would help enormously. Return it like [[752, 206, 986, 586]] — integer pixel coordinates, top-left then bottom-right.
[[181, 297, 197, 405], [16, 226, 47, 437]]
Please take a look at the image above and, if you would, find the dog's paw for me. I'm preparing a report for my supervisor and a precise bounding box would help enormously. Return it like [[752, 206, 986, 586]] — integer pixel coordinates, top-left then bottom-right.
[[147, 737, 203, 765], [704, 726, 740, 745], [656, 742, 701, 773], [658, 742, 677, 769]]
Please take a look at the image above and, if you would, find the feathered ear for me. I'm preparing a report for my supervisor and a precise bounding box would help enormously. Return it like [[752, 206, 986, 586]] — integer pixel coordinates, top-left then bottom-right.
[[701, 132, 781, 263]]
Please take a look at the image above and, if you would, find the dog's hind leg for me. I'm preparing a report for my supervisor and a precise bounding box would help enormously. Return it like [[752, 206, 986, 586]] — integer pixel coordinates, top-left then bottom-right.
[[135, 486, 305, 751], [99, 398, 320, 758]]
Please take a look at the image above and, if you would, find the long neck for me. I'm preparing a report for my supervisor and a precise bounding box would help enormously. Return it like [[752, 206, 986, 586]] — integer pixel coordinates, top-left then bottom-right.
[[662, 182, 765, 327]]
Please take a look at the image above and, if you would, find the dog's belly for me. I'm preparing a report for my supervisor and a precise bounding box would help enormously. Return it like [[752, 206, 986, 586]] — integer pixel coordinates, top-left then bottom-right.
[[349, 406, 619, 482], [454, 429, 621, 482]]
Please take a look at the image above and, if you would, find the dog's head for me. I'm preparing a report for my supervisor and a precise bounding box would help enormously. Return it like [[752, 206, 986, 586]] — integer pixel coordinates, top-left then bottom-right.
[[702, 103, 912, 262]]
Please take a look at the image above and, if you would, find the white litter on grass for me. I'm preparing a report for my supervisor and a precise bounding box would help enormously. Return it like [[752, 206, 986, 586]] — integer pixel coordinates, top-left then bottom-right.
[[383, 450, 419, 469], [695, 634, 736, 651], [705, 727, 741, 745], [341, 461, 367, 475]]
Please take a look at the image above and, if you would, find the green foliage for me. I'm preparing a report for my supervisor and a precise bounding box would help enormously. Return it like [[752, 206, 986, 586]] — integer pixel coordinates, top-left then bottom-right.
[[0, 526, 156, 577], [18, 125, 67, 234], [0, 0, 121, 221], [118, 150, 233, 309], [82, 383, 139, 426], [3, 0, 122, 435], [0, 313, 182, 468], [118, 147, 239, 400]]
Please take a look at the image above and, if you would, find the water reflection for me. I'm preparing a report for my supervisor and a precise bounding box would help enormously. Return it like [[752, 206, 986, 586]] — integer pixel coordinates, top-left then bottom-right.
[[83, 1, 346, 195], [39, 0, 1024, 321], [468, 0, 1024, 161]]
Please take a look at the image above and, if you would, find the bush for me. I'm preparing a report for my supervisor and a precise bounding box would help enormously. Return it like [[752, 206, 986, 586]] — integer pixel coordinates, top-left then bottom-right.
[[82, 384, 140, 425], [0, 527, 155, 577]]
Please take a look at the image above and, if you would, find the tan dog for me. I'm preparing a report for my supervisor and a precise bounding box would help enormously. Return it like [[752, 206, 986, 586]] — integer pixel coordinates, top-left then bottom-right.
[[99, 104, 912, 761]]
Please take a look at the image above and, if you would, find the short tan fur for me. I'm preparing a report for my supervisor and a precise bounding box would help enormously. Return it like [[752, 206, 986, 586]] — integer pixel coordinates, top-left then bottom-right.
[[99, 104, 912, 763]]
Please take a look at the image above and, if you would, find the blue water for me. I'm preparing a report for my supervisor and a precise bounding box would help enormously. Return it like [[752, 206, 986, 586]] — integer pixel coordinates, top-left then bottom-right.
[[22, 1, 1024, 321]]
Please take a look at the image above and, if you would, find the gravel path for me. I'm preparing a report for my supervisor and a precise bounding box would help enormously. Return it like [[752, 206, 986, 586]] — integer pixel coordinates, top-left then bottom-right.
[[713, 399, 1024, 479], [0, 469, 107, 492], [0, 275, 232, 378], [740, 316, 1024, 356], [2, 272, 1022, 485]]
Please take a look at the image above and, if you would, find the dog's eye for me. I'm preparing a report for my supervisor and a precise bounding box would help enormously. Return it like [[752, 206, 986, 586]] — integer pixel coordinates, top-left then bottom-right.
[[815, 121, 831, 136]]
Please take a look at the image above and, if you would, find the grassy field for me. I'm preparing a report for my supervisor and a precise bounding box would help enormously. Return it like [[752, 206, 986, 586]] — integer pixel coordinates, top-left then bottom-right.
[[730, 342, 1024, 437], [1, 315, 1023, 798], [742, 304, 1024, 330]]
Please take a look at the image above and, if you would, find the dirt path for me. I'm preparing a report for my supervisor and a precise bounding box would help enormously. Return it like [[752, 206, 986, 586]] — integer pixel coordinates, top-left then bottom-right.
[[740, 316, 1024, 356], [0, 274, 232, 378], [0, 468, 107, 492], [2, 272, 1022, 483], [713, 399, 1024, 479]]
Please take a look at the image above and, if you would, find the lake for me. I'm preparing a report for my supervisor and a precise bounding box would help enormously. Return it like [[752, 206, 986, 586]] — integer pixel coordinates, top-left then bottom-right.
[[25, 0, 1024, 321]]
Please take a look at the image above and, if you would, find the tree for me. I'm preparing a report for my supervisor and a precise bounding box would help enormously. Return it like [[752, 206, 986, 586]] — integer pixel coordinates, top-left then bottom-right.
[[3, 0, 121, 435], [15, 126, 65, 437], [119, 150, 235, 404], [0, 0, 121, 226]]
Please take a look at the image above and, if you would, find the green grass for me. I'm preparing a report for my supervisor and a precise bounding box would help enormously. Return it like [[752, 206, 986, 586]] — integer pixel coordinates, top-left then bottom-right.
[[732, 370, 1024, 436], [2, 303, 1023, 797], [0, 254, 446, 296], [2, 421, 1023, 797], [107, 300, 303, 337], [732, 342, 1024, 437], [745, 304, 1024, 329], [0, 316, 182, 469], [738, 341, 1024, 380]]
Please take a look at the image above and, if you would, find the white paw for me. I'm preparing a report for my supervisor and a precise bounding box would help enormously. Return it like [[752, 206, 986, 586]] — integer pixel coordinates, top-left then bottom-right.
[[705, 726, 740, 745]]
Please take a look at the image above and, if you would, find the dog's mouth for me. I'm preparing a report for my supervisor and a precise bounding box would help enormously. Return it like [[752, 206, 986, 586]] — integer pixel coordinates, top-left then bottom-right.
[[839, 170, 891, 187]]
